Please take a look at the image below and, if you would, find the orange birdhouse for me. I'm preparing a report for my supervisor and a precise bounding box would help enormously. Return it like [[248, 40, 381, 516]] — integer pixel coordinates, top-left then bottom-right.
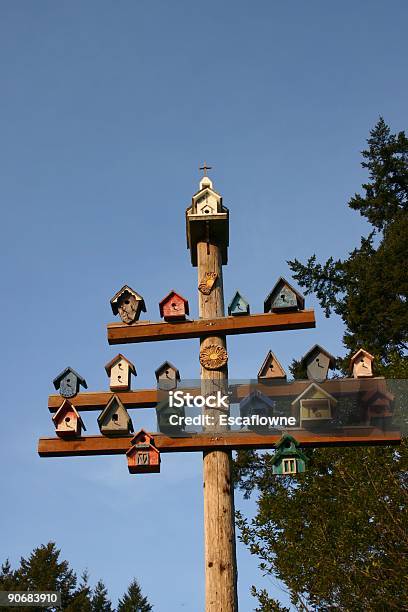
[[159, 290, 189, 321], [52, 399, 86, 439], [126, 429, 161, 474]]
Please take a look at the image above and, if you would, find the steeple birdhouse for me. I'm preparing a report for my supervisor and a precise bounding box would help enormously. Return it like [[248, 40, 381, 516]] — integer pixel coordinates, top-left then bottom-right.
[[257, 350, 287, 382], [159, 291, 189, 322], [350, 348, 374, 378], [126, 430, 161, 474], [98, 395, 134, 436], [264, 277, 305, 312], [52, 399, 86, 439], [228, 291, 250, 316], [110, 285, 146, 324], [105, 354, 136, 391], [301, 345, 336, 382], [186, 173, 229, 266], [272, 434, 307, 475], [239, 390, 276, 430], [155, 361, 180, 391], [291, 383, 337, 428], [53, 367, 87, 399]]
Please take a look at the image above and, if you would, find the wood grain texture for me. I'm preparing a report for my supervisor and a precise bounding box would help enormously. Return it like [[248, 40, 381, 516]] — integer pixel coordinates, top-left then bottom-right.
[[107, 309, 316, 344], [47, 390, 158, 412]]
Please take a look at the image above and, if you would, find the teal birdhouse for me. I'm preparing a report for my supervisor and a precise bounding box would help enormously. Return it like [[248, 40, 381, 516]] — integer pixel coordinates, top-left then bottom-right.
[[228, 291, 250, 316], [272, 434, 307, 475]]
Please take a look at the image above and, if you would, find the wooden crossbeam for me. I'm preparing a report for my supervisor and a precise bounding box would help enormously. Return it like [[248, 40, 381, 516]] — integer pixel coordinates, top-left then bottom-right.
[[38, 428, 401, 457], [47, 390, 158, 413], [107, 310, 316, 345]]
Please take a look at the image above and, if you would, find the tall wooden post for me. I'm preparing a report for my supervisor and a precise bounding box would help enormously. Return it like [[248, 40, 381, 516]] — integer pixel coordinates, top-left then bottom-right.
[[197, 240, 238, 611]]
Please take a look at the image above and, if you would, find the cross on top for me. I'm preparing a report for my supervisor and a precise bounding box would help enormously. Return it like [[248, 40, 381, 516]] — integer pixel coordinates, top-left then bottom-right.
[[199, 162, 212, 176]]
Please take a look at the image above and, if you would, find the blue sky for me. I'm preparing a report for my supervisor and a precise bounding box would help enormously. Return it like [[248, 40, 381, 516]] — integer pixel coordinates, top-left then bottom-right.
[[1, 1, 407, 610]]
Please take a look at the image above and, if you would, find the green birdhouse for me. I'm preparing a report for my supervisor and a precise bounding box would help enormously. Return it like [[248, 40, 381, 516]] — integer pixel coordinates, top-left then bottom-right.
[[228, 290, 250, 316], [272, 434, 307, 475]]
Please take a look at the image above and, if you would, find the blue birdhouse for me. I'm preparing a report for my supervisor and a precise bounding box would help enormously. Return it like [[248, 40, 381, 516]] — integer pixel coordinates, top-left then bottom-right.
[[239, 390, 276, 430], [53, 367, 87, 399], [264, 277, 305, 312], [272, 434, 307, 475], [228, 291, 250, 316]]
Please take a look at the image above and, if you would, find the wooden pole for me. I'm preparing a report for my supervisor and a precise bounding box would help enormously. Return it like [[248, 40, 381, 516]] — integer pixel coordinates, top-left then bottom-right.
[[197, 241, 238, 612]]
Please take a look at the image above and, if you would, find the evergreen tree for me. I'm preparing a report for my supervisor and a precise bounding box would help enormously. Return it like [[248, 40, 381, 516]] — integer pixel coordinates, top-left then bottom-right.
[[91, 579, 113, 612], [117, 578, 153, 612], [67, 570, 93, 612]]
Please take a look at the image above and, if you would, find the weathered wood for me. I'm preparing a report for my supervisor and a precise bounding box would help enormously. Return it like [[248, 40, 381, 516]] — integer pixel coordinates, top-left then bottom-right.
[[47, 390, 158, 412], [38, 428, 402, 457], [107, 310, 316, 344]]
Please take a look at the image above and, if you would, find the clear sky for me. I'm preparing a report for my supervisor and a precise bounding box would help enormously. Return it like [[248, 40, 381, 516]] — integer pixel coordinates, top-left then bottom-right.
[[1, 1, 407, 610]]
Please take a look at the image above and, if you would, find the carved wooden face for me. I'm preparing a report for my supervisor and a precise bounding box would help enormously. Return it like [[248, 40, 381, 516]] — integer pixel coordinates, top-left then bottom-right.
[[117, 293, 138, 324]]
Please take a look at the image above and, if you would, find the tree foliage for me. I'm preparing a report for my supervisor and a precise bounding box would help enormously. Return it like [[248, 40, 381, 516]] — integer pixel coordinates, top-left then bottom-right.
[[117, 578, 153, 612]]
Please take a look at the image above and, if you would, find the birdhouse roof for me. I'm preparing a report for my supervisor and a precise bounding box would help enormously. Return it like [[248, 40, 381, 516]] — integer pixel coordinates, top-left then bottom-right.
[[52, 399, 86, 430], [110, 285, 146, 315], [104, 354, 137, 376], [275, 433, 300, 449], [154, 361, 180, 380], [349, 348, 375, 371], [228, 290, 250, 311], [362, 388, 394, 403], [239, 390, 276, 410], [97, 395, 133, 430], [291, 382, 337, 406], [159, 290, 190, 317], [300, 344, 336, 368], [272, 434, 308, 465], [130, 429, 155, 446], [264, 277, 305, 312], [257, 350, 286, 379], [53, 367, 87, 390]]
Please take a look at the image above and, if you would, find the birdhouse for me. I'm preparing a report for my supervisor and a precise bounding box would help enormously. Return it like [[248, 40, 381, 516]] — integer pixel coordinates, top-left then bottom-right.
[[301, 345, 336, 382], [291, 383, 337, 428], [159, 290, 189, 322], [155, 361, 180, 391], [362, 389, 394, 427], [239, 390, 276, 430], [53, 367, 87, 399], [228, 291, 250, 316], [97, 395, 134, 436], [264, 277, 305, 313], [105, 354, 136, 391], [110, 285, 146, 324], [272, 434, 307, 475], [126, 430, 161, 474], [350, 348, 374, 378], [186, 174, 229, 266], [52, 399, 86, 439], [156, 399, 185, 434], [257, 350, 287, 382]]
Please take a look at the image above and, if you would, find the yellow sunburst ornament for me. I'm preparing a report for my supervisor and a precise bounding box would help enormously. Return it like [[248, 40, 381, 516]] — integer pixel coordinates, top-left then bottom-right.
[[200, 345, 228, 370]]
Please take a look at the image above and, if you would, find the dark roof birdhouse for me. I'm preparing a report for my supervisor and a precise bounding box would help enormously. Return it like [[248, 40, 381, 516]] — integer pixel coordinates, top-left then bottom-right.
[[110, 285, 146, 324], [350, 348, 374, 378], [53, 367, 87, 399], [264, 277, 305, 312], [301, 345, 336, 382], [257, 350, 286, 381], [155, 361, 180, 391], [52, 399, 86, 439], [98, 394, 134, 436], [159, 290, 189, 322], [291, 382, 337, 427], [228, 291, 250, 316], [105, 354, 137, 391], [186, 175, 229, 266], [362, 388, 394, 425], [126, 429, 161, 474], [272, 434, 307, 475], [240, 390, 276, 430], [156, 399, 185, 434]]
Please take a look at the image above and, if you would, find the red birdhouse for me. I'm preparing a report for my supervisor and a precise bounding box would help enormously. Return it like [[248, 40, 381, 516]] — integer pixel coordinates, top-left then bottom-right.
[[126, 429, 161, 474], [159, 290, 189, 321], [52, 399, 86, 439]]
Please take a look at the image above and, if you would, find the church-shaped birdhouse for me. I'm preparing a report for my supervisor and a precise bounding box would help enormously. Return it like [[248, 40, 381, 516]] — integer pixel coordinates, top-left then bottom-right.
[[350, 348, 374, 378], [292, 383, 337, 428], [301, 345, 336, 382], [159, 291, 189, 322], [126, 430, 161, 474], [105, 354, 136, 391], [186, 174, 229, 266], [264, 277, 305, 313], [228, 291, 250, 316], [239, 390, 276, 430], [110, 285, 146, 324], [272, 434, 307, 475], [53, 367, 87, 399], [155, 361, 180, 391], [97, 395, 134, 436], [52, 399, 86, 439], [257, 350, 287, 382]]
